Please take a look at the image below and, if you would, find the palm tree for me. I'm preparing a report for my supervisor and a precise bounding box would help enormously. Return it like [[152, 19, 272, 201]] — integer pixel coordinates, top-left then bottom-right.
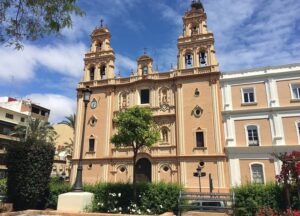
[[58, 114, 76, 155], [12, 117, 57, 143], [59, 114, 76, 130]]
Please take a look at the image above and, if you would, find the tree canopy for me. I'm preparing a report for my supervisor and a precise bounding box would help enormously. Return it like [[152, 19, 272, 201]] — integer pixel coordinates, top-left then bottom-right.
[[0, 0, 84, 49], [12, 117, 57, 143], [110, 106, 160, 200]]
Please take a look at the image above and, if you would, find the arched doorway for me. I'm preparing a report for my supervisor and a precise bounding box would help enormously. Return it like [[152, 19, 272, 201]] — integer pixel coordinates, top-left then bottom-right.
[[136, 158, 151, 183]]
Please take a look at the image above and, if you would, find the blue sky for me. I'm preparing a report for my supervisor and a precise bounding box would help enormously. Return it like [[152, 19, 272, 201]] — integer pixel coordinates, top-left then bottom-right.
[[0, 0, 299, 123]]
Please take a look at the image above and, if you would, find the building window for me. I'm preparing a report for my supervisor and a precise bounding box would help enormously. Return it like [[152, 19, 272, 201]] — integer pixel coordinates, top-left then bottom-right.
[[100, 65, 106, 79], [89, 67, 95, 81], [140, 89, 150, 104], [194, 88, 200, 97], [119, 166, 126, 173], [196, 131, 204, 148], [191, 25, 199, 34], [247, 125, 259, 146], [199, 52, 207, 67], [298, 122, 300, 136], [162, 165, 170, 172], [242, 88, 255, 103], [142, 66, 148, 75], [20, 117, 25, 122], [31, 107, 40, 114], [5, 113, 13, 119], [89, 138, 95, 152], [251, 164, 264, 184], [185, 53, 193, 69], [291, 83, 300, 99], [161, 127, 169, 143], [96, 41, 102, 50]]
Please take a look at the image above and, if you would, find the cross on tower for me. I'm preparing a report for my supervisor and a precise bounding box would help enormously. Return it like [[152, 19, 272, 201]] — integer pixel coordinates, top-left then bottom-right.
[[100, 19, 104, 27], [143, 48, 147, 55]]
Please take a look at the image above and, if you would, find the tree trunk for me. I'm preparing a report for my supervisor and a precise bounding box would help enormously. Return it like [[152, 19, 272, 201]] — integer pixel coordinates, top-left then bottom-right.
[[132, 152, 137, 202]]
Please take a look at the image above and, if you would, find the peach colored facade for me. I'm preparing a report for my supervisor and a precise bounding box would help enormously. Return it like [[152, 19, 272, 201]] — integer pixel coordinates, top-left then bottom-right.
[[222, 64, 300, 186], [72, 2, 229, 192], [72, 1, 300, 190]]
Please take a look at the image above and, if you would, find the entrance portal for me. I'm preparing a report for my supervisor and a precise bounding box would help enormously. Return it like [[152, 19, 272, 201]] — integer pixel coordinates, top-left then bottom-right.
[[136, 158, 151, 183]]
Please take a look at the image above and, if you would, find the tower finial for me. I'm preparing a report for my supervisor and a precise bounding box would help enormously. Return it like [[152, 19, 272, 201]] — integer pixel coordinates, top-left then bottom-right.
[[100, 19, 104, 27], [143, 47, 147, 55], [191, 0, 203, 10]]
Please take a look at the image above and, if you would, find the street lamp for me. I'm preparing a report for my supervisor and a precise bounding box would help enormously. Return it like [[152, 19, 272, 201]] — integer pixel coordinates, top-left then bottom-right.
[[73, 87, 92, 192]]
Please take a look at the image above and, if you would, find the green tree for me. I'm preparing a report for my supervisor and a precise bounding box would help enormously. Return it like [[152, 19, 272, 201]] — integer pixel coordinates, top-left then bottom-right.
[[12, 117, 57, 142], [59, 114, 76, 130], [0, 0, 84, 49], [6, 117, 56, 210], [110, 106, 160, 200]]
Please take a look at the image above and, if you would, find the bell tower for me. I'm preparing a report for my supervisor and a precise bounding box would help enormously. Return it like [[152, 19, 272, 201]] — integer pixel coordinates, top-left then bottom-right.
[[84, 21, 115, 81], [136, 51, 154, 76], [177, 0, 219, 71]]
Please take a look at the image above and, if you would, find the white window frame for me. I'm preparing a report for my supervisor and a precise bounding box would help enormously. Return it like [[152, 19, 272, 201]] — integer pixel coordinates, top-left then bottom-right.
[[244, 124, 261, 146], [289, 83, 300, 100], [296, 121, 300, 145], [249, 162, 266, 184], [241, 87, 256, 104]]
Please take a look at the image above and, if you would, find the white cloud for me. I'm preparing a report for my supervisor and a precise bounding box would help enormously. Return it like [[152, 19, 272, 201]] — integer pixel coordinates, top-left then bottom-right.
[[26, 94, 76, 123], [115, 53, 136, 75], [0, 43, 87, 82]]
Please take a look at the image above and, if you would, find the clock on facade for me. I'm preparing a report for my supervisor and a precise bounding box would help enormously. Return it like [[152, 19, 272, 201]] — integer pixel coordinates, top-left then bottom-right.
[[90, 99, 97, 109]]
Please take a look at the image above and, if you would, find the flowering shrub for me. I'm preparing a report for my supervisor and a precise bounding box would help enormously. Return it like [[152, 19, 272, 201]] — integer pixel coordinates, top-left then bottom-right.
[[283, 209, 300, 216], [85, 182, 181, 214]]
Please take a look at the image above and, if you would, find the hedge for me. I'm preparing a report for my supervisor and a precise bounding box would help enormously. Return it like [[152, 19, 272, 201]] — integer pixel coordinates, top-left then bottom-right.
[[233, 183, 299, 216], [45, 181, 181, 214], [6, 138, 55, 210]]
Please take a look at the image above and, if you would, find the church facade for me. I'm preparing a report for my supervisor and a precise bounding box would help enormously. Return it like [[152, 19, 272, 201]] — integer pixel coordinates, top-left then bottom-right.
[[72, 1, 300, 191]]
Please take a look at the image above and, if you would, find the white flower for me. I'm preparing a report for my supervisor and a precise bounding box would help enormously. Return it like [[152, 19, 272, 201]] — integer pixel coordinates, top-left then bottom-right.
[[112, 193, 116, 197], [137, 210, 141, 214], [114, 208, 117, 211], [118, 193, 121, 197], [138, 194, 141, 198], [119, 207, 122, 210], [159, 205, 163, 208], [132, 209, 136, 212], [146, 209, 151, 213], [114, 200, 118, 204]]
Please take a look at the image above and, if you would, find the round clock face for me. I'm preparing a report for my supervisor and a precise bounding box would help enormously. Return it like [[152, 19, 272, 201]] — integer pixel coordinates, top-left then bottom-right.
[[90, 99, 97, 109]]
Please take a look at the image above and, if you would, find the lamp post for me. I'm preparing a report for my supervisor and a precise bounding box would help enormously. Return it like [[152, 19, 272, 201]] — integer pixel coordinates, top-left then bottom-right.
[[73, 87, 92, 192]]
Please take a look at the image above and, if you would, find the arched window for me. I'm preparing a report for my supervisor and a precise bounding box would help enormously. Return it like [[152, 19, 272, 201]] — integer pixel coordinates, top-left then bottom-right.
[[191, 25, 199, 34], [96, 41, 102, 51], [100, 65, 106, 79], [297, 122, 300, 136], [251, 163, 264, 184], [89, 67, 95, 81], [185, 53, 193, 69], [199, 51, 207, 67], [246, 125, 259, 146], [142, 66, 148, 75], [161, 127, 169, 143]]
